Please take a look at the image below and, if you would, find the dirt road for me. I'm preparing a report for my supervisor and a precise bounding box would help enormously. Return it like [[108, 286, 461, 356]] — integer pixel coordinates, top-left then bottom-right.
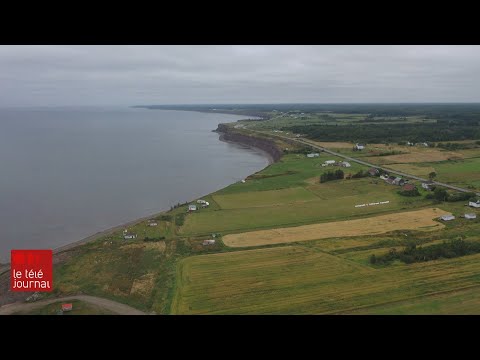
[[0, 295, 146, 315]]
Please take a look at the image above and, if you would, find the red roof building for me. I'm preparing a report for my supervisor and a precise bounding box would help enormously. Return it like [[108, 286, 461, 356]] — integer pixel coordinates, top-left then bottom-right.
[[62, 303, 73, 312], [403, 184, 416, 191]]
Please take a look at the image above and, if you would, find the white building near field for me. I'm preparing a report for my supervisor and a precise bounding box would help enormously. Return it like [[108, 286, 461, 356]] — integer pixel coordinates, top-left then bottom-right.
[[355, 143, 365, 150], [306, 153, 320, 158], [440, 214, 455, 221], [469, 200, 480, 208], [465, 213, 477, 220]]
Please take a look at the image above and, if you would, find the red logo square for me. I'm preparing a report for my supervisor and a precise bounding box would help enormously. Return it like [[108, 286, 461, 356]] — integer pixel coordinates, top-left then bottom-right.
[[11, 250, 53, 292]]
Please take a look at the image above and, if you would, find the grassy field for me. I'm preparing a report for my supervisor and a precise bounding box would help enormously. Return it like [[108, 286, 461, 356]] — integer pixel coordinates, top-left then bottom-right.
[[222, 208, 449, 247], [212, 187, 318, 209], [172, 242, 480, 314], [13, 300, 115, 315], [385, 163, 437, 177], [180, 153, 431, 235], [422, 158, 480, 190], [348, 286, 480, 314], [179, 186, 425, 235]]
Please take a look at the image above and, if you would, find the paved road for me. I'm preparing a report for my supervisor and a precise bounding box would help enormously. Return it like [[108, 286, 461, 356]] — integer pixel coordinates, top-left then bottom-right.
[[0, 295, 146, 315], [263, 131, 480, 197]]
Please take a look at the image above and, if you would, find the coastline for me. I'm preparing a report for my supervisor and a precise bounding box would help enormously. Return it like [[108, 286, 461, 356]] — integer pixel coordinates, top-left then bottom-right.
[[0, 120, 277, 278]]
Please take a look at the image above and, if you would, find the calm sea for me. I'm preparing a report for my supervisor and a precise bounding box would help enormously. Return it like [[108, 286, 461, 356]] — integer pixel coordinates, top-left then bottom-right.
[[0, 107, 269, 263]]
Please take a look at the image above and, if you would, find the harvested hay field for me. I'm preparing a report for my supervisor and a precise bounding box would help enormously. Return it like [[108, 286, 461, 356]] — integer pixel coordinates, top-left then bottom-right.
[[368, 149, 463, 164], [311, 141, 353, 149], [223, 208, 450, 247], [385, 164, 436, 177]]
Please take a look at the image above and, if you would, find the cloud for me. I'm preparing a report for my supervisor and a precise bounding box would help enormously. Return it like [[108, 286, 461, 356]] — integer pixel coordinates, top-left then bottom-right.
[[0, 45, 479, 106]]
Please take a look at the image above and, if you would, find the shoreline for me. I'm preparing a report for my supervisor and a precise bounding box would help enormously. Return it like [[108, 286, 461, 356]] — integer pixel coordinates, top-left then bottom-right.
[[0, 123, 276, 276]]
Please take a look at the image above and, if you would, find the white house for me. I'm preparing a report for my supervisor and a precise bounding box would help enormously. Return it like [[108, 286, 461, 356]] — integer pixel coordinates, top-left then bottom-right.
[[124, 233, 137, 240], [324, 160, 336, 165], [148, 222, 158, 227], [465, 213, 477, 220], [188, 204, 197, 211], [306, 153, 319, 158], [201, 201, 210, 208], [340, 161, 351, 168], [469, 200, 480, 208], [197, 199, 207, 204], [202, 239, 216, 246], [355, 143, 365, 150], [422, 181, 434, 190], [440, 214, 455, 221]]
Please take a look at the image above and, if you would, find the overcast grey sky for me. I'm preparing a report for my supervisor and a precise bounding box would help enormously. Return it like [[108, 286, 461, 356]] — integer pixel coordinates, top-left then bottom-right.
[[1, 45, 480, 107]]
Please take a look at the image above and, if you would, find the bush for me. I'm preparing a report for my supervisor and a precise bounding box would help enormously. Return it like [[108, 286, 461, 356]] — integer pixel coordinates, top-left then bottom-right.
[[144, 236, 165, 242], [175, 214, 186, 226], [351, 170, 368, 179], [320, 170, 344, 183], [447, 192, 477, 202], [398, 188, 421, 197]]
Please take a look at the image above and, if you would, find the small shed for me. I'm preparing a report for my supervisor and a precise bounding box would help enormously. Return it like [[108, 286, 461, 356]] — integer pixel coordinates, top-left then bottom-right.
[[306, 153, 319, 158], [355, 143, 365, 150], [124, 233, 137, 240], [202, 239, 216, 246], [469, 200, 480, 208], [340, 161, 351, 168], [62, 303, 73, 312], [188, 204, 197, 212], [465, 213, 477, 220], [440, 214, 455, 221], [148, 221, 158, 227], [324, 160, 336, 165], [197, 199, 207, 204]]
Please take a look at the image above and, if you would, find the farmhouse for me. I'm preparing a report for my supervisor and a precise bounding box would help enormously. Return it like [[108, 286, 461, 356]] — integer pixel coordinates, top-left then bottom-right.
[[385, 175, 396, 185], [188, 204, 197, 212], [422, 181, 434, 190], [197, 199, 207, 204], [202, 239, 216, 246], [465, 213, 477, 220], [469, 200, 480, 208], [339, 161, 351, 168], [368, 168, 380, 176], [392, 177, 405, 186], [324, 160, 336, 165], [440, 214, 455, 221], [201, 201, 210, 208], [306, 153, 320, 158], [355, 143, 365, 150]]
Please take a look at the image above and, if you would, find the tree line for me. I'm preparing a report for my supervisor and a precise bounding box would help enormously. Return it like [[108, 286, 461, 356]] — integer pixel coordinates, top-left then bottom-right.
[[286, 123, 480, 143], [370, 239, 480, 265]]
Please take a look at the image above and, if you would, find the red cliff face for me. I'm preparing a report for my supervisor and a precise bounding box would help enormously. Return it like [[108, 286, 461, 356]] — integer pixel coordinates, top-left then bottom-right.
[[215, 124, 282, 162]]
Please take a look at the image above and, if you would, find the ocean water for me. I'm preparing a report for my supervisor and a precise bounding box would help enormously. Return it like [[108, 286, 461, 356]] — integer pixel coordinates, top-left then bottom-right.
[[0, 107, 269, 262]]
